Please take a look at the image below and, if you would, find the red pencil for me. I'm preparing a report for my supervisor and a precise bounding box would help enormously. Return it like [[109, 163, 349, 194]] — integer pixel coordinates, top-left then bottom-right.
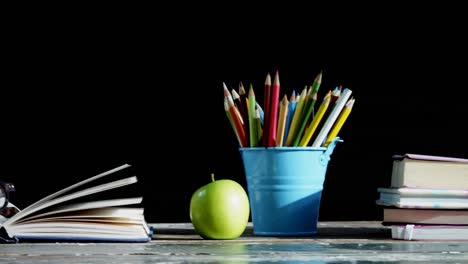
[[267, 71, 280, 147]]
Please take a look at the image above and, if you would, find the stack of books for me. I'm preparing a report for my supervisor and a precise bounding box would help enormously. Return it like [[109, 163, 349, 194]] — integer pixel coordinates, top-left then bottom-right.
[[376, 154, 468, 241]]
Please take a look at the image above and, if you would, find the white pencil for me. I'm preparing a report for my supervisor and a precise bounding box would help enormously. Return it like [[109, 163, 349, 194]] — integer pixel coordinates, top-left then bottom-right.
[[311, 88, 352, 147]]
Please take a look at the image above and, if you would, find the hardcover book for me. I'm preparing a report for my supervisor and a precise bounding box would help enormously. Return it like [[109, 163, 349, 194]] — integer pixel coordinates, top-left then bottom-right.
[[383, 207, 468, 225], [391, 154, 468, 190], [392, 224, 468, 241], [376, 187, 468, 209]]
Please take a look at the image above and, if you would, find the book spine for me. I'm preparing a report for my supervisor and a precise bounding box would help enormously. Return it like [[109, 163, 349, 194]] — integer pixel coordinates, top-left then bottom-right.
[[391, 160, 398, 187]]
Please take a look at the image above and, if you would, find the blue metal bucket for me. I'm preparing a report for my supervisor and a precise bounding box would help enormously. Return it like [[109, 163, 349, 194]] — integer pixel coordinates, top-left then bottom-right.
[[239, 137, 342, 236]]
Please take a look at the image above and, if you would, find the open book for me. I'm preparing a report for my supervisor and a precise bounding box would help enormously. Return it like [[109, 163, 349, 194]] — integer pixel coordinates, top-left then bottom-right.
[[0, 164, 152, 243]]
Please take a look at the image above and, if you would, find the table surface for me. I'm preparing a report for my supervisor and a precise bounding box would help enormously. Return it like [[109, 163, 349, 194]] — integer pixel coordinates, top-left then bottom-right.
[[1, 222, 468, 263]]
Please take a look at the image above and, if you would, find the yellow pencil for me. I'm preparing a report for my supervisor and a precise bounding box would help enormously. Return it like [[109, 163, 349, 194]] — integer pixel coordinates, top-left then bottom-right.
[[285, 87, 307, 146], [312, 88, 352, 147], [323, 97, 355, 147], [299, 91, 331, 147], [276, 95, 289, 147]]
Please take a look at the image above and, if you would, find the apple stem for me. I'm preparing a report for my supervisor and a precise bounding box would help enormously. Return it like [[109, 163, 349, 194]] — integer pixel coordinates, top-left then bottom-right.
[[211, 173, 215, 182]]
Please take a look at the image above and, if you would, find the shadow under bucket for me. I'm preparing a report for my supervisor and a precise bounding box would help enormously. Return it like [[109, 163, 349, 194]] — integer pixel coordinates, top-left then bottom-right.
[[239, 137, 342, 236]]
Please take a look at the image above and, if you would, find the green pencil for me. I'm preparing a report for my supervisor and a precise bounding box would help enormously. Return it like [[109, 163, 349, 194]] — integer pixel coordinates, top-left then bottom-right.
[[292, 91, 317, 146], [285, 87, 307, 146], [311, 70, 323, 94], [248, 84, 258, 147]]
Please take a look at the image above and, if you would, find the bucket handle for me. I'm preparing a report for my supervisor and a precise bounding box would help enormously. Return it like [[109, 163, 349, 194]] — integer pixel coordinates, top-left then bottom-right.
[[319, 137, 343, 166]]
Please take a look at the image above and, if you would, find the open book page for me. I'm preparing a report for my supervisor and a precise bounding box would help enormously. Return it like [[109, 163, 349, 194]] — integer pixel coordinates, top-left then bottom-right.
[[8, 207, 150, 240], [10, 208, 145, 228], [19, 208, 145, 225], [3, 164, 131, 226], [3, 175, 137, 228], [13, 198, 143, 223]]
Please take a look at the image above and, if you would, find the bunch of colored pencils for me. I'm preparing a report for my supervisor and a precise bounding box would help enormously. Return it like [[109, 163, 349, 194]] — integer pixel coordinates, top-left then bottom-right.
[[223, 71, 355, 148]]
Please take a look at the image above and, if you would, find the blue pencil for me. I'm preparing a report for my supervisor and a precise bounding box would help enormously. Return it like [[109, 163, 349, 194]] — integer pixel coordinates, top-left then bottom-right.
[[255, 102, 264, 125]]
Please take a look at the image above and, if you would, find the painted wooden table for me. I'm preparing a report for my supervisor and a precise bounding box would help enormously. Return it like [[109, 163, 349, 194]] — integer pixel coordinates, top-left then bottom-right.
[[1, 222, 468, 263]]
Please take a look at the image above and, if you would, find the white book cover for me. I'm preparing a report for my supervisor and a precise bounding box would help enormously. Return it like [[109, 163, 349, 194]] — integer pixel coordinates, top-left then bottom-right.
[[392, 224, 468, 241], [376, 187, 468, 209]]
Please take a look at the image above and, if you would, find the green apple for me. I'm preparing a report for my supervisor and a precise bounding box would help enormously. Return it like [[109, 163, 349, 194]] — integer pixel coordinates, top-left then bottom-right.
[[190, 174, 250, 239]]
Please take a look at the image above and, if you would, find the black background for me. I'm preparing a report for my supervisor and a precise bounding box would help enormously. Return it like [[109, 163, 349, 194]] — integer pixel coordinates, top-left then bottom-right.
[[3, 9, 468, 223]]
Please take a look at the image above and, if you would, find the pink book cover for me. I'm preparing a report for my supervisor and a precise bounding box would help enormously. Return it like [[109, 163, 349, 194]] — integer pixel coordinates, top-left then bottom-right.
[[392, 153, 468, 163]]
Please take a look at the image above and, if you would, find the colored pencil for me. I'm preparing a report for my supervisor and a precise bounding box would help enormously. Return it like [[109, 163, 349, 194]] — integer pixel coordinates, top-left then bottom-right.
[[255, 108, 263, 143], [285, 87, 307, 146], [256, 102, 264, 125], [313, 85, 341, 142], [323, 97, 355, 147], [262, 73, 271, 146], [267, 71, 280, 147], [223, 83, 243, 125], [292, 91, 318, 146], [224, 98, 241, 145], [276, 94, 289, 147], [224, 82, 247, 147], [311, 88, 352, 147], [231, 89, 242, 112], [248, 84, 258, 147], [238, 82, 250, 146], [283, 90, 297, 146], [299, 91, 331, 146], [301, 85, 311, 117], [327, 86, 342, 113], [311, 70, 323, 94]]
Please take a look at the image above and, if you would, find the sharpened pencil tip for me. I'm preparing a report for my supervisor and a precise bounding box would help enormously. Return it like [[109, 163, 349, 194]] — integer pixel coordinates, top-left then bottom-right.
[[273, 71, 280, 85], [265, 73, 271, 85]]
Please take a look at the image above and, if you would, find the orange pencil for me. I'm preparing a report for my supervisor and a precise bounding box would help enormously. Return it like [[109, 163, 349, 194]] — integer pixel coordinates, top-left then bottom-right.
[[224, 83, 247, 147], [238, 82, 250, 146], [224, 98, 241, 145], [223, 83, 243, 125], [227, 98, 247, 147]]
